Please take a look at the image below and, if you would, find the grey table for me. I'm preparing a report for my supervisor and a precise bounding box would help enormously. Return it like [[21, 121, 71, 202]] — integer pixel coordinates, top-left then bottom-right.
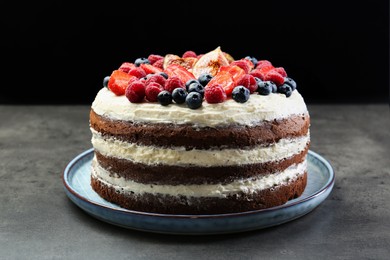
[[1, 104, 389, 260]]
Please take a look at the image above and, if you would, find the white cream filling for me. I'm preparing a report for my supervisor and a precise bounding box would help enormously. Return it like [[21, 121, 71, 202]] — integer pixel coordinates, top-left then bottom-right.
[[91, 128, 310, 167], [91, 87, 308, 127], [92, 157, 307, 198]]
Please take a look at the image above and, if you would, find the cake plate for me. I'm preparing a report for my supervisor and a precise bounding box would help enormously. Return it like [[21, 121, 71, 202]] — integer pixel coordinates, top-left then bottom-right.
[[63, 148, 335, 235]]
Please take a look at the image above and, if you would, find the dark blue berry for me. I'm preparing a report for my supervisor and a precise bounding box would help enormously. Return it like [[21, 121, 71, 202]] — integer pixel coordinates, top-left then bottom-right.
[[187, 82, 205, 97], [134, 57, 150, 67], [284, 77, 297, 90], [185, 92, 203, 109], [103, 76, 110, 88], [172, 88, 187, 104], [159, 72, 169, 79], [157, 90, 172, 106], [277, 84, 293, 97], [245, 56, 258, 67], [232, 86, 250, 103], [185, 79, 199, 90], [198, 73, 213, 87], [257, 81, 273, 96]]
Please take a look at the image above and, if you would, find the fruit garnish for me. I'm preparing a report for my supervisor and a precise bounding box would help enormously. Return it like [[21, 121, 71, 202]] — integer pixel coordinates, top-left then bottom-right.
[[134, 57, 150, 67], [204, 84, 227, 104], [118, 62, 136, 73], [274, 67, 287, 77], [223, 52, 235, 63], [148, 54, 164, 65], [207, 70, 235, 96], [197, 72, 213, 87], [230, 59, 252, 73], [218, 65, 246, 85], [140, 63, 163, 74], [191, 46, 230, 78], [163, 54, 181, 69], [157, 90, 172, 106], [172, 88, 188, 104], [164, 64, 196, 84], [103, 76, 110, 88], [145, 82, 163, 102], [264, 70, 285, 86], [284, 77, 297, 90], [257, 81, 273, 96], [126, 80, 146, 103], [128, 67, 146, 78], [164, 76, 185, 93], [245, 56, 258, 67], [153, 59, 164, 69], [232, 86, 250, 103], [108, 70, 137, 96], [277, 84, 293, 97], [145, 74, 167, 87], [187, 81, 205, 97], [256, 60, 273, 69], [237, 74, 258, 93], [182, 50, 197, 58], [163, 54, 197, 70], [185, 92, 203, 109]]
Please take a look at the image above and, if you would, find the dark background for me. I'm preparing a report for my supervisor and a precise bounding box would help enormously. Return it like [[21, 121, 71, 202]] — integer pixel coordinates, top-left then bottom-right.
[[1, 1, 389, 105]]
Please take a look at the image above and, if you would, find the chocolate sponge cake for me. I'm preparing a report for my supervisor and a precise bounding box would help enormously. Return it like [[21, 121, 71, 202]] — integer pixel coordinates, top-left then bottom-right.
[[89, 47, 310, 214]]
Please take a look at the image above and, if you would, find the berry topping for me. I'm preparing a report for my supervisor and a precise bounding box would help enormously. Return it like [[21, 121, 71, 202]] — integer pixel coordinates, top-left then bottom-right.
[[245, 56, 258, 67], [140, 63, 163, 74], [250, 69, 266, 81], [277, 84, 293, 97], [187, 81, 205, 97], [185, 92, 203, 109], [237, 74, 258, 93], [152, 59, 164, 69], [185, 78, 199, 89], [134, 57, 150, 67], [230, 59, 251, 74], [274, 67, 287, 77], [118, 62, 136, 73], [264, 70, 285, 86], [145, 82, 163, 102], [164, 64, 196, 84], [284, 77, 297, 90], [182, 50, 197, 58], [207, 70, 235, 96], [257, 81, 274, 96], [164, 76, 185, 93], [103, 76, 110, 88], [157, 90, 172, 106], [108, 70, 137, 96], [192, 46, 229, 78], [128, 67, 146, 79], [232, 86, 250, 103], [172, 88, 188, 104], [219, 65, 246, 85], [159, 72, 169, 79], [126, 80, 146, 103], [204, 84, 227, 104], [256, 60, 273, 69], [148, 54, 164, 65], [145, 74, 167, 87], [197, 73, 213, 87]]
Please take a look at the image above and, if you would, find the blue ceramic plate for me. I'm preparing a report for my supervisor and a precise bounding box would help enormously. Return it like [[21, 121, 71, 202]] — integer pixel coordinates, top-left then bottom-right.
[[63, 148, 334, 235]]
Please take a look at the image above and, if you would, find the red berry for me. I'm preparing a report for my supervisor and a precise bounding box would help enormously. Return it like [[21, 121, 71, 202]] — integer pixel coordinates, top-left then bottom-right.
[[126, 80, 145, 103], [250, 69, 265, 81], [204, 84, 227, 104], [164, 64, 196, 84], [237, 74, 258, 93], [128, 67, 146, 78], [230, 60, 251, 74], [108, 70, 137, 96], [164, 76, 185, 93], [265, 70, 285, 86], [145, 82, 163, 102], [182, 50, 197, 58], [152, 59, 164, 69], [274, 67, 287, 77], [118, 62, 136, 73], [256, 60, 273, 69], [148, 54, 164, 65], [145, 74, 166, 87], [140, 63, 163, 75]]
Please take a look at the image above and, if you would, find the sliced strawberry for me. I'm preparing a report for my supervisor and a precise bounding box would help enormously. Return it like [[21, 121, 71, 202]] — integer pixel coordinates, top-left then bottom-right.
[[140, 63, 163, 75], [219, 65, 246, 85], [207, 70, 235, 96], [108, 70, 137, 96], [164, 64, 196, 84]]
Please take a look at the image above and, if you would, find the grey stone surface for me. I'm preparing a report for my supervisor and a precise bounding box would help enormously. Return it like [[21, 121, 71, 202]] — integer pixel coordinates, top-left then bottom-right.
[[0, 104, 389, 260]]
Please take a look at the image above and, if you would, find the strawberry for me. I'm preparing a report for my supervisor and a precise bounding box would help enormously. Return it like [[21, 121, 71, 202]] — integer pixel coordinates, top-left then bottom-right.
[[140, 63, 163, 75], [118, 62, 136, 73], [126, 80, 145, 103], [265, 70, 285, 86], [207, 70, 235, 96], [237, 74, 258, 93], [164, 64, 196, 84], [204, 84, 227, 104], [108, 70, 137, 96], [219, 65, 246, 85]]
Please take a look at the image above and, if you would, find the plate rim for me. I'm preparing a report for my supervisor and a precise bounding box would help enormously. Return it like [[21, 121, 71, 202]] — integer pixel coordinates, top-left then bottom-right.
[[63, 148, 335, 219]]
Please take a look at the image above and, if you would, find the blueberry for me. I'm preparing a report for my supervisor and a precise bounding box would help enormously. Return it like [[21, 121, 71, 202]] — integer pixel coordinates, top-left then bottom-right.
[[198, 73, 213, 87], [277, 84, 293, 97], [185, 92, 203, 109], [157, 90, 172, 106], [172, 88, 187, 104], [257, 81, 273, 96], [245, 56, 258, 67], [284, 77, 297, 91], [134, 57, 150, 67], [159, 72, 169, 79], [232, 86, 250, 103], [185, 79, 199, 90], [187, 82, 205, 97], [103, 76, 110, 88]]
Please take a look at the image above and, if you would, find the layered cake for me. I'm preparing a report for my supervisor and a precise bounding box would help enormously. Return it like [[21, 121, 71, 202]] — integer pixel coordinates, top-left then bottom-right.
[[89, 47, 310, 214]]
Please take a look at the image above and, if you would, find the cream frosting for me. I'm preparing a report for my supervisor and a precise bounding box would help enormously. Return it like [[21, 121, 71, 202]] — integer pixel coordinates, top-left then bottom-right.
[[91, 128, 309, 166], [92, 157, 307, 198], [91, 87, 308, 127]]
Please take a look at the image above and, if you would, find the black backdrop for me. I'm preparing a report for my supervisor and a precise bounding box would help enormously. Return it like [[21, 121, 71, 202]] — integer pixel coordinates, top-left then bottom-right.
[[1, 1, 389, 104]]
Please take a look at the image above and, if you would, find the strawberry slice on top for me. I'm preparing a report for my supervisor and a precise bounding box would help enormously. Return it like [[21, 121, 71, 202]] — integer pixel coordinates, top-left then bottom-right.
[[164, 64, 196, 84], [108, 70, 137, 96]]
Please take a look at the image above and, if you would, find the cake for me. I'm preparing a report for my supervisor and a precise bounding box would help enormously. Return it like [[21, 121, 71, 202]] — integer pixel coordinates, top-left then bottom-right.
[[89, 47, 310, 214]]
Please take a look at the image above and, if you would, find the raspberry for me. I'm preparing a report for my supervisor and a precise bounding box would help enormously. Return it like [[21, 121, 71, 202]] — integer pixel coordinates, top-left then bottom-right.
[[128, 67, 146, 78], [237, 74, 258, 93], [145, 74, 166, 87], [250, 69, 265, 81], [148, 54, 164, 65], [118, 62, 136, 73], [265, 70, 285, 86], [204, 84, 227, 104], [125, 80, 145, 103], [152, 59, 164, 69], [274, 67, 287, 77], [108, 70, 137, 96], [230, 60, 251, 74], [256, 60, 273, 69], [164, 76, 185, 93], [140, 63, 163, 75], [182, 50, 197, 58], [145, 82, 163, 102]]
